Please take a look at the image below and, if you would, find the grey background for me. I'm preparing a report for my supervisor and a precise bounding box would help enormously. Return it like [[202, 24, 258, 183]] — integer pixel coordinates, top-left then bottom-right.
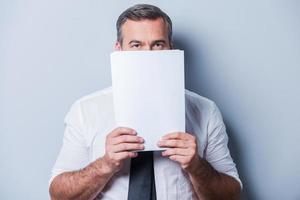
[[1, 0, 299, 199]]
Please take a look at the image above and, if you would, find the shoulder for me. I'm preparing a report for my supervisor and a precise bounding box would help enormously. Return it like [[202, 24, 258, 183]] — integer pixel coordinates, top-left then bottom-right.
[[72, 86, 113, 108], [185, 89, 217, 115], [65, 86, 113, 123], [75, 86, 113, 104]]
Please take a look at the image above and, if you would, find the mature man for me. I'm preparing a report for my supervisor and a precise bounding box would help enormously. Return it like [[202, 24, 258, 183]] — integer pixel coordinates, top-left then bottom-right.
[[49, 4, 242, 200]]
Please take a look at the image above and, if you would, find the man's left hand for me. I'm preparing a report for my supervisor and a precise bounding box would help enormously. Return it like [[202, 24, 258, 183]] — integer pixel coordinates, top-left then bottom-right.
[[157, 132, 201, 173]]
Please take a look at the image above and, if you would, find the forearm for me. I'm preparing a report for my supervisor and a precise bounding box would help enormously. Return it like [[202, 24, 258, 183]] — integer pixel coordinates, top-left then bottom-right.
[[49, 157, 114, 200], [188, 158, 241, 200]]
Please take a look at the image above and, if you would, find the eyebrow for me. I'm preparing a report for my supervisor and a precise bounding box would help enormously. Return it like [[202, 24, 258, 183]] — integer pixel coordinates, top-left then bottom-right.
[[128, 40, 142, 45], [150, 40, 167, 45], [128, 39, 167, 45]]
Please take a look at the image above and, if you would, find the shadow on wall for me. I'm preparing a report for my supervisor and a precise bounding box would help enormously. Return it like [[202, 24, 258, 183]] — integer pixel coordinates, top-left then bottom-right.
[[173, 33, 257, 200]]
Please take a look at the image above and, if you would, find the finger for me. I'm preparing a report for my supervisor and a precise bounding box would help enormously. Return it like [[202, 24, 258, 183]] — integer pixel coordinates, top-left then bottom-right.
[[111, 135, 144, 145], [162, 132, 194, 140], [157, 139, 188, 148], [169, 155, 189, 163], [162, 148, 192, 156], [114, 151, 138, 160], [112, 143, 144, 152], [108, 127, 137, 138]]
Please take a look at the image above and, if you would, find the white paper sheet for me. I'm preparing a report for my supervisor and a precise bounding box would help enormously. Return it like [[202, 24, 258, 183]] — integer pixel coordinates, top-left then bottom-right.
[[110, 50, 185, 151]]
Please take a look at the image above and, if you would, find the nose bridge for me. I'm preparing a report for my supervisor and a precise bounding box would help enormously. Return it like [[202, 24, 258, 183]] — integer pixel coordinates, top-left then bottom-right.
[[144, 43, 152, 50]]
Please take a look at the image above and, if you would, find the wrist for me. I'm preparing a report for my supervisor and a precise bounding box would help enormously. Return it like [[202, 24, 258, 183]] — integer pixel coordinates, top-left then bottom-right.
[[186, 155, 205, 176], [94, 157, 116, 177], [187, 156, 220, 183]]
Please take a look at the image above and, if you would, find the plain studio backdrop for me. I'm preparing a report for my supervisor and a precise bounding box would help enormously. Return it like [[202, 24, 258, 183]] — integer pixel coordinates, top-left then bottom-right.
[[1, 1, 299, 199]]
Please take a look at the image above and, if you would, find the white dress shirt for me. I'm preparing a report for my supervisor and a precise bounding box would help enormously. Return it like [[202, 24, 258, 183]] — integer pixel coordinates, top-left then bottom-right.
[[50, 87, 242, 200]]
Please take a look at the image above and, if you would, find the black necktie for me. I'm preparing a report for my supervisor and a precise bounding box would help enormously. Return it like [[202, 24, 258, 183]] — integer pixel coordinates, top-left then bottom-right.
[[127, 151, 156, 200]]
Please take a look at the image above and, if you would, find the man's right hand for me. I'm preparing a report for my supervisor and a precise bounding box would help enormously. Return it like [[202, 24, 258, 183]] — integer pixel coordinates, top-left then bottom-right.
[[49, 127, 144, 200], [102, 127, 144, 174]]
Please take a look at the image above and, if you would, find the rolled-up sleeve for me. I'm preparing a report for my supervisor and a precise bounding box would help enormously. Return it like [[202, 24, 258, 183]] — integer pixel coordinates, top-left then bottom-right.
[[205, 103, 242, 188], [49, 102, 89, 185]]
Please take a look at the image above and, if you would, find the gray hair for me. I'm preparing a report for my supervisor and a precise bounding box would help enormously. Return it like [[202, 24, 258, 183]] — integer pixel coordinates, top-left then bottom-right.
[[116, 4, 173, 45]]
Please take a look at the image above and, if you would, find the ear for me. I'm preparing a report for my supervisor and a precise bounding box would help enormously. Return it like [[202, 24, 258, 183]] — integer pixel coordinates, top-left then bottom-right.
[[115, 41, 122, 51]]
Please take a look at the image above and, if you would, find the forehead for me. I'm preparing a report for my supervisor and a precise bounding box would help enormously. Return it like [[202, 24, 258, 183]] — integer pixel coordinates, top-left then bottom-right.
[[121, 18, 168, 41]]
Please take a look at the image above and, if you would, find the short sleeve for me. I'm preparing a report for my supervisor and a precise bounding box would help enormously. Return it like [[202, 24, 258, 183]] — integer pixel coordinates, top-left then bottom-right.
[[205, 103, 242, 188], [49, 101, 89, 185]]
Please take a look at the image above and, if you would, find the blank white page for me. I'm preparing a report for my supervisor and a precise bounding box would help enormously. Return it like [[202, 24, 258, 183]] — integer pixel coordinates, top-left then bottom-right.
[[111, 50, 185, 151]]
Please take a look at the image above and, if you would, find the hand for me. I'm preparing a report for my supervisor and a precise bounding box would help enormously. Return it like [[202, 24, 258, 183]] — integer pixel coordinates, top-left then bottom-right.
[[102, 127, 144, 174], [157, 132, 201, 173]]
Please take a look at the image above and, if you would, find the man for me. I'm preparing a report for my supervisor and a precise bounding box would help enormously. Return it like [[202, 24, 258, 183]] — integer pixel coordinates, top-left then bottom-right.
[[49, 4, 242, 200]]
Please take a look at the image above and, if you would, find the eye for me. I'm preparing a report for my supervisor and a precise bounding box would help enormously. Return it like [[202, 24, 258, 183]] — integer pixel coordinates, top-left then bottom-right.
[[153, 43, 165, 49], [131, 43, 140, 48]]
